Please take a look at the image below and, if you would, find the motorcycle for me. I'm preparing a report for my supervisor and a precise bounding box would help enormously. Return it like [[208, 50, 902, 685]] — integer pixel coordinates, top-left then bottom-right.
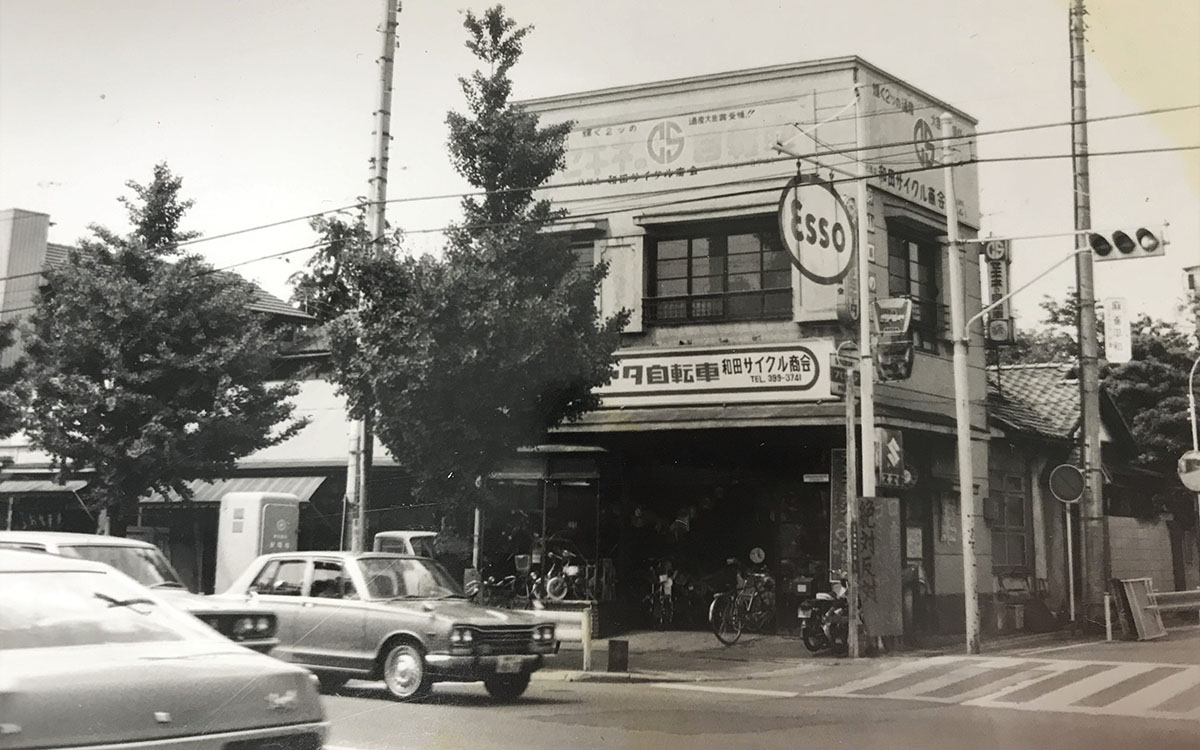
[[798, 578, 849, 654]]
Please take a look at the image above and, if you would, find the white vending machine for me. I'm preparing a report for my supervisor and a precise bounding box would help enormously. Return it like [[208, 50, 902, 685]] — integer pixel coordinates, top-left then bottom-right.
[[215, 491, 300, 593]]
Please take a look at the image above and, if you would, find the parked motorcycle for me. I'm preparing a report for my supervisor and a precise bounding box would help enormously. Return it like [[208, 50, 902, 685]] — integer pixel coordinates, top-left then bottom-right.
[[798, 578, 849, 654]]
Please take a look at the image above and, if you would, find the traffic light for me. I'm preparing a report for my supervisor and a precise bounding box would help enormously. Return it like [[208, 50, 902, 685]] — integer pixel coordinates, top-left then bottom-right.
[[1088, 226, 1165, 262]]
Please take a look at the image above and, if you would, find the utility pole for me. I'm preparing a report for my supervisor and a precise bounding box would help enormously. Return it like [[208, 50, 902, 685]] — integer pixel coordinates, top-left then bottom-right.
[[1070, 0, 1107, 617], [941, 113, 980, 654], [852, 79, 875, 658], [346, 0, 400, 552]]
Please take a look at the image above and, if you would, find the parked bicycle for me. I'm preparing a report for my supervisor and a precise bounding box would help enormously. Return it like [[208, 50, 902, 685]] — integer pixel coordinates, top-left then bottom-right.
[[643, 557, 676, 629], [708, 549, 776, 646]]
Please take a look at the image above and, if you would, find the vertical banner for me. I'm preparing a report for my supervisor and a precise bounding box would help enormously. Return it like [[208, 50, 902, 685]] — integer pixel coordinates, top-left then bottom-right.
[[858, 495, 903, 637], [1104, 297, 1132, 364], [984, 240, 1015, 344], [829, 449, 848, 580]]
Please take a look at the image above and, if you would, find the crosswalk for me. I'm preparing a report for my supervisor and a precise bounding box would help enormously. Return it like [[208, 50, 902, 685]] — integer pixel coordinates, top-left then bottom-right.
[[806, 655, 1200, 720]]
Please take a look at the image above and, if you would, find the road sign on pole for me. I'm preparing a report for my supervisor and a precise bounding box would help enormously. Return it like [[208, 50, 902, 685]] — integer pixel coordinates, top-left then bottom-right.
[[1178, 450, 1200, 493], [1049, 464, 1085, 504]]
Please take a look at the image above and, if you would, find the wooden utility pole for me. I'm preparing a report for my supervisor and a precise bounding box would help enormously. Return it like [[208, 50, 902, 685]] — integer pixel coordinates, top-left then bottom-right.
[[1070, 0, 1107, 617], [346, 0, 400, 552]]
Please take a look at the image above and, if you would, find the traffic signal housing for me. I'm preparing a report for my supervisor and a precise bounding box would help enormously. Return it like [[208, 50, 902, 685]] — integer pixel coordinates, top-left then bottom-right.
[[1088, 226, 1165, 262]]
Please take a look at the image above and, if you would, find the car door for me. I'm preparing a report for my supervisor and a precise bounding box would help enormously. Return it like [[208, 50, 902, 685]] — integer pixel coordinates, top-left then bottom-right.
[[245, 557, 310, 661], [290, 558, 369, 672]]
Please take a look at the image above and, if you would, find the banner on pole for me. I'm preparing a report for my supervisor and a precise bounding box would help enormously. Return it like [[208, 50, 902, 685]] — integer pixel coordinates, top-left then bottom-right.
[[829, 449, 848, 580], [1104, 297, 1131, 364], [858, 495, 903, 637]]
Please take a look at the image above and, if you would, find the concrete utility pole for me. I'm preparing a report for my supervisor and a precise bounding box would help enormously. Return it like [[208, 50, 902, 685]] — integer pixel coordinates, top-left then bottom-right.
[[346, 0, 400, 552], [941, 113, 980, 655], [1070, 0, 1107, 617], [852, 80, 875, 659]]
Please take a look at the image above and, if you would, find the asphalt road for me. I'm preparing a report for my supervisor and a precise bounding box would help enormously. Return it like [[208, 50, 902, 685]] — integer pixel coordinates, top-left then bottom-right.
[[321, 671, 1200, 750]]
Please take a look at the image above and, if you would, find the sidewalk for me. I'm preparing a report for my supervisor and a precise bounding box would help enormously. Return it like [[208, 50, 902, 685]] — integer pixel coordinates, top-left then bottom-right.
[[533, 625, 1200, 685]]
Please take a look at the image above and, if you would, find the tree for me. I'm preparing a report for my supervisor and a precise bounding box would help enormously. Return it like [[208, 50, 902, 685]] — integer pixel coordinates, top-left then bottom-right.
[[21, 163, 307, 535], [0, 320, 23, 439], [325, 5, 627, 513]]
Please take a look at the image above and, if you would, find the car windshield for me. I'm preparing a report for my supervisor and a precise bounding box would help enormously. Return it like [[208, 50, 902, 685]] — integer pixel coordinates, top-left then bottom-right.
[[58, 544, 187, 590], [0, 570, 197, 649], [359, 556, 464, 600], [411, 537, 437, 558]]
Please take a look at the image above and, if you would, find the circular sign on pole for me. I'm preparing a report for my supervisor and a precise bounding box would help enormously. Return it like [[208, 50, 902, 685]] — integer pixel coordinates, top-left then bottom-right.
[[1049, 464, 1084, 504], [1178, 450, 1200, 492], [778, 175, 857, 285]]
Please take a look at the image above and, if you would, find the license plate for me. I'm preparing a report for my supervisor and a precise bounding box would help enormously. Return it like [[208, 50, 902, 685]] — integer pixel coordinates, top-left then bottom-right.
[[496, 655, 523, 674]]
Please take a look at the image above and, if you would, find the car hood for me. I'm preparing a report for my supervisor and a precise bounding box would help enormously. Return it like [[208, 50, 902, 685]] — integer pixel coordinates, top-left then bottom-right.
[[0, 641, 322, 749], [382, 598, 551, 626], [155, 588, 270, 616]]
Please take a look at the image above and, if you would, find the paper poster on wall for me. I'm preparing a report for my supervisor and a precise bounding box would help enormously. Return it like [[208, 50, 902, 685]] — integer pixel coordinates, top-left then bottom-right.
[[939, 490, 959, 544]]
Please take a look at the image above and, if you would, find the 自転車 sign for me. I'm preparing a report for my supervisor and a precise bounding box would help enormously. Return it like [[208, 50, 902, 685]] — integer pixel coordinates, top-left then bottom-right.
[[596, 341, 835, 408]]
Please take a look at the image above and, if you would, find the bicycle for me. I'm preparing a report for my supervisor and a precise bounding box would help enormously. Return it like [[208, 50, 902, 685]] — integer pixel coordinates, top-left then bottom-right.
[[709, 559, 775, 645], [643, 558, 676, 629]]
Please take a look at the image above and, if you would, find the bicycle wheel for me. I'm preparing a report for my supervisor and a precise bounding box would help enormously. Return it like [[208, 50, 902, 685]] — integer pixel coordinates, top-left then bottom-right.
[[709, 593, 742, 645]]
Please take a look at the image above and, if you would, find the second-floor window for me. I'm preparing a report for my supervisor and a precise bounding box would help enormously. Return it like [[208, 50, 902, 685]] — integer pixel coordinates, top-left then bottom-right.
[[644, 219, 792, 325], [887, 230, 943, 352]]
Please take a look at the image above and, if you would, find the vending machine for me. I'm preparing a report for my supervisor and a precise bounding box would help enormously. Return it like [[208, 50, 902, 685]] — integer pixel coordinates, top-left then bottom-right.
[[214, 491, 300, 593]]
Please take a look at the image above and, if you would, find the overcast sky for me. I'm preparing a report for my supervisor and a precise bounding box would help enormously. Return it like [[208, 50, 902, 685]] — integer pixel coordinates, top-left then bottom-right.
[[1, 0, 1197, 327]]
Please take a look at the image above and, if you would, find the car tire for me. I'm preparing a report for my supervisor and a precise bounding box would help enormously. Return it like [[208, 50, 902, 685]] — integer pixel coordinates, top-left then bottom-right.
[[315, 673, 349, 693], [381, 643, 431, 701], [483, 673, 531, 702]]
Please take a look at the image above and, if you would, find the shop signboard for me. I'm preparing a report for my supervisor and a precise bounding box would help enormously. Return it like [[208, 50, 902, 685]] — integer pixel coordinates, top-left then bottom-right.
[[858, 495, 903, 637], [875, 427, 906, 489], [985, 240, 1014, 344], [596, 341, 835, 408], [858, 69, 980, 226], [778, 175, 857, 286], [1104, 297, 1131, 364]]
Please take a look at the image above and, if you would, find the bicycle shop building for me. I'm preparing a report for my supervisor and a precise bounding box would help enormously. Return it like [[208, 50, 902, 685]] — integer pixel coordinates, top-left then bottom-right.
[[516, 57, 992, 638]]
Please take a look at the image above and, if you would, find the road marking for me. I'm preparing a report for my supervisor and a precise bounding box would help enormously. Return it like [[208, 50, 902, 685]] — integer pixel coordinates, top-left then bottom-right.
[[651, 683, 799, 698], [807, 656, 1200, 720]]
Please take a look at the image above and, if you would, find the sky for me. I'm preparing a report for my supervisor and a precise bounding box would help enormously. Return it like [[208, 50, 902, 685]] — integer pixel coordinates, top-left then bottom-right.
[[1, 0, 1197, 329]]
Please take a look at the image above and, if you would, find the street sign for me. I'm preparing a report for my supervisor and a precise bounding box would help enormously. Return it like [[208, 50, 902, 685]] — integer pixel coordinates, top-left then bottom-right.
[[1178, 450, 1200, 492], [778, 175, 857, 285], [1049, 464, 1084, 504], [876, 427, 905, 489], [1104, 297, 1131, 364], [987, 318, 1013, 344]]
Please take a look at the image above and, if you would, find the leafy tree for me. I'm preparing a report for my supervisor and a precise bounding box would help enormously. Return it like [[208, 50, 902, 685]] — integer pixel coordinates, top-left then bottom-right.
[[21, 163, 307, 535], [324, 5, 628, 513], [0, 320, 23, 438]]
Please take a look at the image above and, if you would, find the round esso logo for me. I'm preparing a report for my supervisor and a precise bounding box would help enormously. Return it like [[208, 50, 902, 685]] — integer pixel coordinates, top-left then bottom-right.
[[777, 176, 857, 285]]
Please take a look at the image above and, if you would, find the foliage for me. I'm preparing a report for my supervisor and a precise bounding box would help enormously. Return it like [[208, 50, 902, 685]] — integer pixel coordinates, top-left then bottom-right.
[[0, 320, 23, 439], [1001, 289, 1199, 505], [20, 163, 307, 534], [318, 5, 628, 513]]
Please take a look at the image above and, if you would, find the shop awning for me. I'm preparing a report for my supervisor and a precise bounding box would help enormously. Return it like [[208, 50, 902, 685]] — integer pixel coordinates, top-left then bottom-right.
[[0, 479, 88, 494], [142, 476, 327, 504]]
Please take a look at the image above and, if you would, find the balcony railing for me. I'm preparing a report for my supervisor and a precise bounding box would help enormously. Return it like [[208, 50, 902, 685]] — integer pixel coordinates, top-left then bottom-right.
[[643, 288, 792, 326]]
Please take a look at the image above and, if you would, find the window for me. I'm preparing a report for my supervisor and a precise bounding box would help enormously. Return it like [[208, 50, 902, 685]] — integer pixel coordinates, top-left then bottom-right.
[[887, 230, 943, 351], [250, 559, 307, 596], [308, 560, 356, 599], [990, 474, 1030, 570], [645, 219, 792, 324]]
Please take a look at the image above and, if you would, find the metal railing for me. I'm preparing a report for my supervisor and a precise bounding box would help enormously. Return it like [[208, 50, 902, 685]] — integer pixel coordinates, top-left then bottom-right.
[[642, 288, 791, 326]]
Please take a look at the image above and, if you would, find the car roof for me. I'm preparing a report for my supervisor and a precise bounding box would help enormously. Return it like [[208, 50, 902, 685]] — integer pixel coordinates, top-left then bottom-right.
[[257, 551, 422, 561], [0, 531, 156, 549], [0, 547, 112, 573], [375, 530, 437, 539]]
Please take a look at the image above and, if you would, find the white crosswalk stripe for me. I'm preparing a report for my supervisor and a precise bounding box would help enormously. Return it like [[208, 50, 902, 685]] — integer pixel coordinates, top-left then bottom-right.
[[807, 656, 1200, 720]]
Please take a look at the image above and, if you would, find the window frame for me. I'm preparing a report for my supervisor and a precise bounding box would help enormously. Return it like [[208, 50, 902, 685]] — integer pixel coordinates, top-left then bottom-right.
[[643, 217, 793, 325], [989, 473, 1031, 572], [885, 225, 945, 353]]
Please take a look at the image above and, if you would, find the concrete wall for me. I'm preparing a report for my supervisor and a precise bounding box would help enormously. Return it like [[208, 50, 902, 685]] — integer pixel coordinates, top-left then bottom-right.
[[1108, 516, 1174, 590]]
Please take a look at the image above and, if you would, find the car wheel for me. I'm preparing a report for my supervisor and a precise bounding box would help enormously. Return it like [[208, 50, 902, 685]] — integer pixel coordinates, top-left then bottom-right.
[[381, 643, 431, 701], [315, 673, 350, 693], [483, 673, 531, 701]]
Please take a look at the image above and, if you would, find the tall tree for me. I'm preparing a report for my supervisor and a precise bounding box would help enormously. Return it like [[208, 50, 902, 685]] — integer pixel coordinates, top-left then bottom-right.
[[0, 320, 23, 439], [328, 5, 628, 513], [21, 163, 307, 535]]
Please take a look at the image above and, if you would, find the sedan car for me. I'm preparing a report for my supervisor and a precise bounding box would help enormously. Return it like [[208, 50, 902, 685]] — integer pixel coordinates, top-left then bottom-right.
[[0, 548, 326, 750], [219, 551, 557, 701], [0, 531, 278, 652]]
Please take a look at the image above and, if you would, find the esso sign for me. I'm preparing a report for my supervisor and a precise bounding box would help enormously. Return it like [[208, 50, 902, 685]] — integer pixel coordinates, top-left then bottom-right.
[[778, 175, 857, 285]]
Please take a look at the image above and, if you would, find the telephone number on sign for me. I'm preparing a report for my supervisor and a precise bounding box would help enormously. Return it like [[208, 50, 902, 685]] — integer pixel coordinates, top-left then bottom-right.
[[752, 373, 811, 384]]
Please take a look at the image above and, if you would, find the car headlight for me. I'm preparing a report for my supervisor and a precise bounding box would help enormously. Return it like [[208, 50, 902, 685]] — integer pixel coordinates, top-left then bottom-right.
[[450, 626, 475, 645], [232, 616, 255, 636], [533, 625, 555, 642]]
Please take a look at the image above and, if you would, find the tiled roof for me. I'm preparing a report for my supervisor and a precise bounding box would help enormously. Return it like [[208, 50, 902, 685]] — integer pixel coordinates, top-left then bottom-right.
[[42, 244, 312, 322], [987, 362, 1079, 441]]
